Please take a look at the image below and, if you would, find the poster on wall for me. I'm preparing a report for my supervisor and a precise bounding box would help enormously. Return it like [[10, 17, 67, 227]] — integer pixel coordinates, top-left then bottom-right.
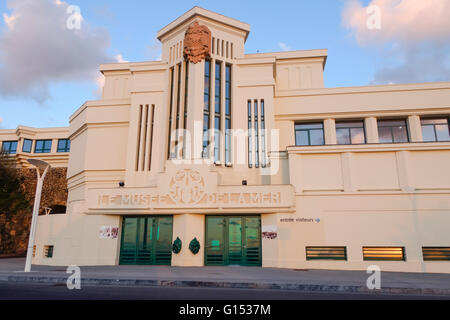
[[99, 226, 119, 239], [262, 225, 278, 240]]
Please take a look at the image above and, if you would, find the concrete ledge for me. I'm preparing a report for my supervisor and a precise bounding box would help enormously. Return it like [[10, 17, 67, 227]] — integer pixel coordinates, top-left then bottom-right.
[[2, 275, 450, 296]]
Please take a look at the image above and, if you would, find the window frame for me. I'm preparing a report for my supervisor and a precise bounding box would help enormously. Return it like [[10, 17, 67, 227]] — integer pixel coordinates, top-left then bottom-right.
[[295, 123, 325, 146], [214, 61, 222, 164], [2, 141, 18, 154], [377, 119, 410, 144], [336, 120, 367, 145], [420, 117, 450, 142], [34, 139, 53, 154], [224, 64, 232, 166], [22, 139, 33, 153], [202, 59, 211, 159], [57, 139, 70, 153]]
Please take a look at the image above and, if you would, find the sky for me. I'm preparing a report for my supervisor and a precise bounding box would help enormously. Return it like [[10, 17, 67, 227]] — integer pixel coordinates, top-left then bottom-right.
[[0, 0, 449, 130]]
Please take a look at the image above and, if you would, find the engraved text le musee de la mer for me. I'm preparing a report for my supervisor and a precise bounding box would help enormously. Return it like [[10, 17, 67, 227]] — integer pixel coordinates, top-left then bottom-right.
[[97, 169, 283, 208]]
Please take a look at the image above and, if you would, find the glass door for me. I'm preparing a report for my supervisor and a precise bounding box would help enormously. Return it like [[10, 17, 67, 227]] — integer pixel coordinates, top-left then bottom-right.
[[228, 217, 243, 265], [120, 216, 173, 265], [205, 217, 226, 266], [205, 216, 261, 267], [243, 216, 262, 266]]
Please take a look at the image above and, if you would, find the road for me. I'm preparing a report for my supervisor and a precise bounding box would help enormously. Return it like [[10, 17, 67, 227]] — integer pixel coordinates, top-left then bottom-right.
[[0, 282, 448, 300]]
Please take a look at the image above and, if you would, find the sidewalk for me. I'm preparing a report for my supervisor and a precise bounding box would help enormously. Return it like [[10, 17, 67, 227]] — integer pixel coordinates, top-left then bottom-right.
[[1, 258, 449, 296]]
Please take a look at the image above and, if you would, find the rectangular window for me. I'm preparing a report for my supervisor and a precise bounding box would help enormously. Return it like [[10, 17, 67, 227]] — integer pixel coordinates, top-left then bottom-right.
[[2, 141, 18, 154], [295, 123, 325, 146], [44, 245, 54, 258], [254, 100, 259, 168], [174, 63, 182, 158], [378, 119, 409, 143], [422, 247, 450, 261], [167, 67, 175, 159], [306, 247, 347, 261], [35, 140, 52, 153], [421, 118, 450, 142], [214, 61, 222, 163], [182, 61, 189, 159], [22, 139, 32, 153], [336, 121, 366, 145], [203, 60, 211, 158], [225, 64, 231, 165], [363, 247, 406, 261], [248, 100, 252, 168], [260, 100, 266, 168], [57, 139, 70, 152], [149, 105, 155, 170]]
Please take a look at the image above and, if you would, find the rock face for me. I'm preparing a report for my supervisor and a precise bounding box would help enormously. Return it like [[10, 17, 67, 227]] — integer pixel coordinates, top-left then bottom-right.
[[0, 168, 68, 255]]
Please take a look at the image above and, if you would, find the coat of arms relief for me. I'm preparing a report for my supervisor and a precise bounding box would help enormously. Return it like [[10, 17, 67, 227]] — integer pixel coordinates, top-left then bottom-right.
[[183, 21, 212, 64]]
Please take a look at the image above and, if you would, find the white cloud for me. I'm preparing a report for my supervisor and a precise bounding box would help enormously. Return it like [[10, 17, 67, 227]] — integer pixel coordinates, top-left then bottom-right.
[[147, 38, 162, 61], [2, 13, 18, 29], [0, 0, 114, 103], [95, 74, 105, 98], [115, 54, 128, 63], [279, 42, 291, 52], [342, 0, 450, 84]]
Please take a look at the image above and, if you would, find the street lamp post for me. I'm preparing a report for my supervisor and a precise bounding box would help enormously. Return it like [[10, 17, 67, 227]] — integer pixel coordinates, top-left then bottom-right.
[[24, 159, 51, 273]]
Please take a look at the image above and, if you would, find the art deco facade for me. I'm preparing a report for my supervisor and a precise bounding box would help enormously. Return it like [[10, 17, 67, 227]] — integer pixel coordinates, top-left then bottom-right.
[[2, 7, 449, 273]]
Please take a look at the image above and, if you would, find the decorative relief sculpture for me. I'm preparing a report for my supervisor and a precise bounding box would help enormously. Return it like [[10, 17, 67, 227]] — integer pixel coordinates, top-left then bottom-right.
[[183, 21, 211, 63], [169, 169, 206, 205], [172, 237, 182, 254], [189, 238, 201, 255]]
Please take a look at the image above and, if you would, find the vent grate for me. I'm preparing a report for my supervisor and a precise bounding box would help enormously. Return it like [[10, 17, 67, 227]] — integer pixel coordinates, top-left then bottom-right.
[[306, 247, 347, 261], [423, 247, 450, 261], [363, 247, 405, 261]]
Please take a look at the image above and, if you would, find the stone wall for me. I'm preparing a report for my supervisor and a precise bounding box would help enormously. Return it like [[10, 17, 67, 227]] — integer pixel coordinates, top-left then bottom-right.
[[0, 168, 68, 255]]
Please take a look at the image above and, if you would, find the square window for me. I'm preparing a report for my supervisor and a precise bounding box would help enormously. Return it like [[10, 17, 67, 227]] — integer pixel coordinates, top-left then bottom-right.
[[22, 139, 33, 153], [295, 123, 324, 146], [57, 139, 70, 153], [378, 126, 393, 143], [295, 130, 309, 146], [44, 245, 54, 258], [378, 120, 409, 143], [351, 127, 366, 144], [421, 118, 450, 142], [310, 129, 324, 145], [2, 141, 18, 154], [336, 128, 351, 145], [422, 125, 436, 142], [35, 140, 52, 153]]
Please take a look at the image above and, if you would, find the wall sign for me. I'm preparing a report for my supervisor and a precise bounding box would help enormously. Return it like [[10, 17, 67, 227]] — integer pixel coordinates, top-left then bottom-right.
[[262, 225, 278, 240], [87, 169, 296, 212], [99, 226, 119, 239]]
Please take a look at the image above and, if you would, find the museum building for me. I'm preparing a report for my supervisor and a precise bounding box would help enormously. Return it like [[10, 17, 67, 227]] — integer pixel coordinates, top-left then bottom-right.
[[1, 7, 450, 273]]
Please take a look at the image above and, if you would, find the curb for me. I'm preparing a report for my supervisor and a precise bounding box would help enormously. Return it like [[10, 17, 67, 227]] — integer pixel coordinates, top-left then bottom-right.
[[1, 275, 450, 296]]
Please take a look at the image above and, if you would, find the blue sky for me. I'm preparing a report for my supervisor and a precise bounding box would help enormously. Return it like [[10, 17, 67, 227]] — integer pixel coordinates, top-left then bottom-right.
[[0, 0, 448, 129]]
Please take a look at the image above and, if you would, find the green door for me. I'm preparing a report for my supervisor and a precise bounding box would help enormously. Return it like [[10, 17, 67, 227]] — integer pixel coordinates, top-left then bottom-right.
[[119, 216, 173, 265], [205, 216, 261, 267]]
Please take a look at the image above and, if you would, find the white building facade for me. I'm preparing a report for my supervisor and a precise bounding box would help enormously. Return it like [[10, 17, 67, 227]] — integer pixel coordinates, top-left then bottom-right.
[[3, 7, 448, 273]]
